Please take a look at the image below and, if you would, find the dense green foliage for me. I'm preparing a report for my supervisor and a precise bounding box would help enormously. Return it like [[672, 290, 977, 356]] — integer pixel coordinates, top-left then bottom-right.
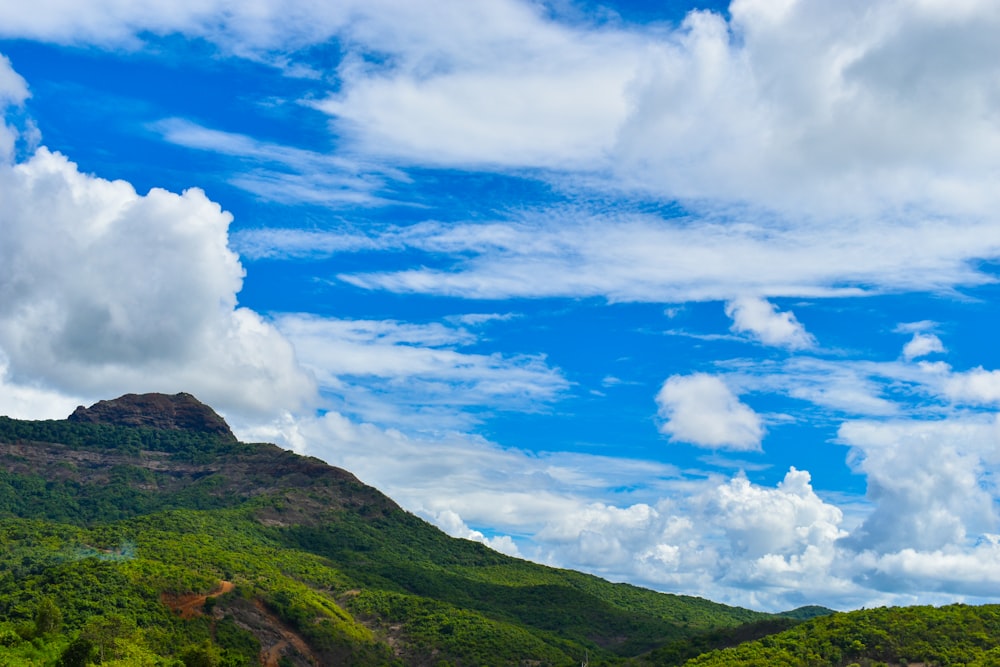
[[778, 605, 837, 621], [630, 617, 801, 666], [0, 414, 778, 666], [0, 416, 242, 461], [685, 604, 1000, 666]]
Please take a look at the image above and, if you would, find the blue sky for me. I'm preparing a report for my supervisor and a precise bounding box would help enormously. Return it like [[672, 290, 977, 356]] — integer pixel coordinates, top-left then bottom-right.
[[3, 0, 1000, 612]]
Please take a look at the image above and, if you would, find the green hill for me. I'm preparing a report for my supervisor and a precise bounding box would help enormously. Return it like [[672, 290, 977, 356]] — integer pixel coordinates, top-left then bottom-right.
[[0, 393, 773, 666], [683, 603, 1000, 666]]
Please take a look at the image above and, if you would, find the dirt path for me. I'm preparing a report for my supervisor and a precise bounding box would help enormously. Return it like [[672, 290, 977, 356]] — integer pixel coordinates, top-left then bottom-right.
[[162, 580, 234, 619]]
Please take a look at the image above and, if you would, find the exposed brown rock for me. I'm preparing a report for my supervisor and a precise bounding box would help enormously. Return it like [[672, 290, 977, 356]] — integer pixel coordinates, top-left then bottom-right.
[[68, 392, 237, 441]]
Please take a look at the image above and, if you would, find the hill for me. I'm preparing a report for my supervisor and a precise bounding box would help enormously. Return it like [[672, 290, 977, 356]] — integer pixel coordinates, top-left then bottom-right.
[[0, 393, 774, 666], [684, 603, 1000, 666]]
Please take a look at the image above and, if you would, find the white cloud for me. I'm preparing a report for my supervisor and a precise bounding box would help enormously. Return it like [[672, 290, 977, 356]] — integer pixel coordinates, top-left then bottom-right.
[[705, 468, 845, 559], [425, 509, 522, 557], [6, 0, 1000, 226], [232, 228, 380, 261], [616, 2, 1000, 217], [943, 367, 1000, 405], [10, 2, 1000, 303], [445, 312, 518, 327], [838, 417, 1000, 552], [656, 373, 764, 451], [856, 539, 1000, 597], [725, 296, 816, 350], [274, 314, 568, 431], [324, 213, 1000, 302], [154, 118, 402, 207], [0, 0, 638, 171], [0, 54, 29, 162], [0, 354, 82, 420], [0, 0, 340, 49], [902, 332, 945, 360], [0, 55, 27, 105], [0, 148, 316, 419], [728, 357, 904, 417], [895, 320, 937, 334]]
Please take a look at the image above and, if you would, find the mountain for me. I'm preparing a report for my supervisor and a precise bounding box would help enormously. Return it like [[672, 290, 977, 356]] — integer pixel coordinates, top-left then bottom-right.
[[0, 393, 775, 666]]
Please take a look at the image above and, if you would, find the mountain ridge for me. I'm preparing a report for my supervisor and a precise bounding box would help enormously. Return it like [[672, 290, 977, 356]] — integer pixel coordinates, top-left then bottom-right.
[[0, 393, 777, 666]]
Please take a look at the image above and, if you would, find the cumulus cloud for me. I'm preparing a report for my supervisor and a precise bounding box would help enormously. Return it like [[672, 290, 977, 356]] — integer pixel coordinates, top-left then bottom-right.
[[656, 373, 764, 450], [0, 148, 316, 419], [902, 332, 945, 360], [725, 296, 816, 349], [942, 368, 1000, 405], [706, 468, 844, 559], [839, 418, 1000, 553], [617, 2, 1000, 217]]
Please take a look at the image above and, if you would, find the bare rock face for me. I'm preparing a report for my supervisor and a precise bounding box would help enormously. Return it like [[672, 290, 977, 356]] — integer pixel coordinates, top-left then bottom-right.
[[68, 392, 237, 441]]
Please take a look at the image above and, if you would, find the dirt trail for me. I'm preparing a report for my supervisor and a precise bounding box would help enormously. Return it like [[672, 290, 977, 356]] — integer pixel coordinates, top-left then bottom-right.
[[161, 580, 234, 619]]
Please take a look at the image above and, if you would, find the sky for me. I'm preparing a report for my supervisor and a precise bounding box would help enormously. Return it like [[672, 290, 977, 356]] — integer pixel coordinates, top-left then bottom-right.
[[2, 0, 1000, 613]]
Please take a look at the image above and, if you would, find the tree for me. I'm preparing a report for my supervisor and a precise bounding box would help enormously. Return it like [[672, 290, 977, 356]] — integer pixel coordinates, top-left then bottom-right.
[[34, 596, 63, 636], [182, 639, 222, 667], [58, 636, 95, 667], [81, 613, 136, 663]]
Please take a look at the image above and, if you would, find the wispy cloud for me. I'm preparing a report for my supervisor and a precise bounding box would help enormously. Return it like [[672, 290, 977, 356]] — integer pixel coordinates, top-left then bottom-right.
[[240, 213, 1000, 302], [275, 314, 569, 431], [154, 117, 403, 206]]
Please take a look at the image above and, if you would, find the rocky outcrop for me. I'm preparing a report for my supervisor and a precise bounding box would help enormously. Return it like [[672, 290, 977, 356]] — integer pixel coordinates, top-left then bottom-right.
[[68, 392, 237, 441]]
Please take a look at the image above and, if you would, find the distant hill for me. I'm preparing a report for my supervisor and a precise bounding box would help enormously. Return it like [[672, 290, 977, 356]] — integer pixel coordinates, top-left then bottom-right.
[[0, 393, 776, 666], [777, 605, 836, 620]]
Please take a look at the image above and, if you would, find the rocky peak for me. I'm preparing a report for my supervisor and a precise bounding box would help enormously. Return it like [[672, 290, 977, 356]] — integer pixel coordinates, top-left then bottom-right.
[[68, 392, 237, 441]]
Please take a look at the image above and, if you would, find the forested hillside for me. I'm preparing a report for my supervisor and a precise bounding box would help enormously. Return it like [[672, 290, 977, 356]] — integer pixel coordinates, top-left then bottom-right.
[[0, 393, 776, 666], [684, 603, 1000, 666]]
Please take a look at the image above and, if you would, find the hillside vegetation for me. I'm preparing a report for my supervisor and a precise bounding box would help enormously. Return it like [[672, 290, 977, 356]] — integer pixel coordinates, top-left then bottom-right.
[[0, 394, 777, 666], [684, 603, 1000, 667]]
